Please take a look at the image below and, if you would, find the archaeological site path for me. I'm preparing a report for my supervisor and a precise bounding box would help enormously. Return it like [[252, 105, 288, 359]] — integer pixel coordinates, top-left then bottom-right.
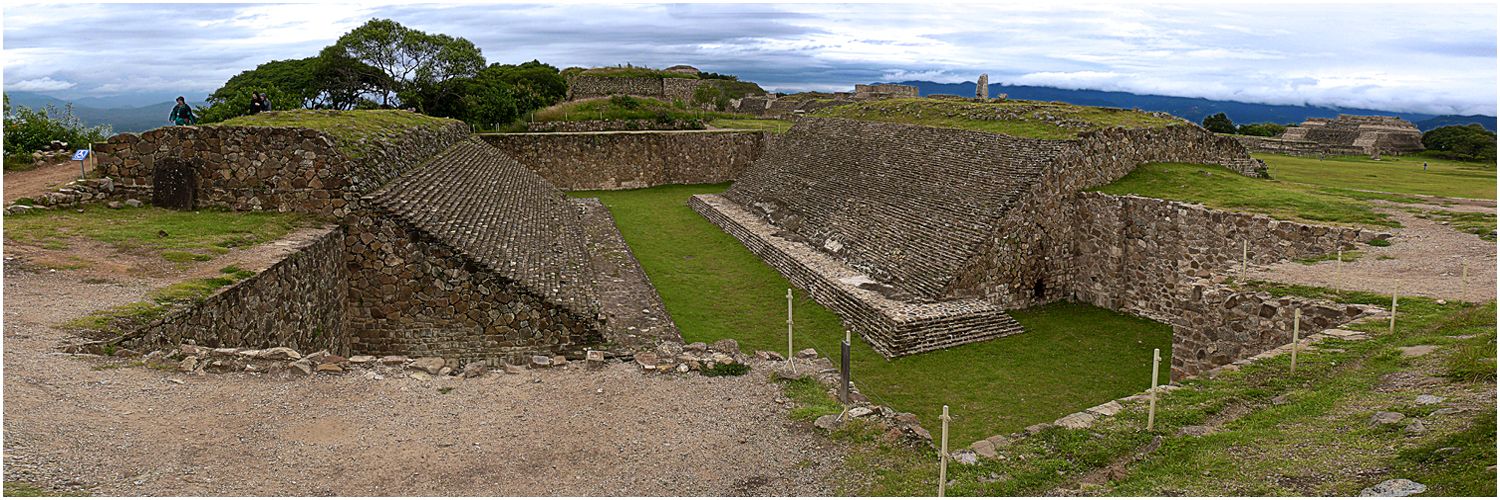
[[2, 248, 848, 496]]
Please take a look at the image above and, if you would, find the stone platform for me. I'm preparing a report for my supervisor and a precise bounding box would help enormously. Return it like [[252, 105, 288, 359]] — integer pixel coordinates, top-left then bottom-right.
[[691, 194, 1024, 357]]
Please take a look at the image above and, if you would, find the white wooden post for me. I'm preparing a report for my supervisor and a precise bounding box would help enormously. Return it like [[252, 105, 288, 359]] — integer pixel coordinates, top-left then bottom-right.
[[1460, 256, 1468, 298], [786, 288, 794, 364], [1389, 288, 1398, 335], [938, 405, 950, 497], [1147, 348, 1160, 431], [1291, 308, 1301, 373]]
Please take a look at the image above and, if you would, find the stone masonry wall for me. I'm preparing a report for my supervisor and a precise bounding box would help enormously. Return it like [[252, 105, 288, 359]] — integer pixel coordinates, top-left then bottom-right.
[[125, 226, 350, 354], [1066, 192, 1382, 323], [482, 130, 767, 190], [1170, 278, 1371, 378], [344, 211, 603, 365], [566, 76, 665, 101], [91, 121, 469, 217], [948, 124, 1269, 309]]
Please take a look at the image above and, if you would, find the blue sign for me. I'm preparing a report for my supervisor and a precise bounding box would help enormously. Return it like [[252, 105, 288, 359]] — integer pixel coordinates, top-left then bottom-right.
[[71, 149, 90, 161]]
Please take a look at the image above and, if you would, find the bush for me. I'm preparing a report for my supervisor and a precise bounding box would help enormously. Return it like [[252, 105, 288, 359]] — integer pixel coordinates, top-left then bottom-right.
[[1201, 112, 1236, 134], [3, 94, 111, 170], [700, 362, 751, 377], [1422, 124, 1496, 162]]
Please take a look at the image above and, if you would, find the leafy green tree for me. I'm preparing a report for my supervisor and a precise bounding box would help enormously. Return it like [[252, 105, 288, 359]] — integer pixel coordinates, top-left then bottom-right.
[[322, 18, 485, 108], [3, 94, 112, 170], [1236, 122, 1286, 137], [1201, 112, 1236, 134], [1422, 124, 1497, 161]]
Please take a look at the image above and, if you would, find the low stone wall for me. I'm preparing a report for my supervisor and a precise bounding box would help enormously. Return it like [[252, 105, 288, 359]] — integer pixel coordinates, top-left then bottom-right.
[[344, 210, 603, 365], [1232, 135, 1364, 157], [1067, 192, 1383, 323], [691, 194, 1024, 358], [1171, 279, 1373, 378], [124, 226, 350, 354], [481, 130, 767, 190], [91, 121, 468, 217]]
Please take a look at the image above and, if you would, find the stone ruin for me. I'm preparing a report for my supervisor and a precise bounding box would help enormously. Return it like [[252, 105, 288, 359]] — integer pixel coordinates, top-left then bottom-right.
[[82, 113, 618, 366], [693, 108, 1376, 378], [1238, 114, 1424, 156], [976, 74, 989, 100]]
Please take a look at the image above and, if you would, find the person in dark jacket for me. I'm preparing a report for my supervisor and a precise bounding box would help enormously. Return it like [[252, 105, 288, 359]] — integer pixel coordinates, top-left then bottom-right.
[[169, 96, 196, 125], [248, 93, 266, 115], [258, 93, 272, 112]]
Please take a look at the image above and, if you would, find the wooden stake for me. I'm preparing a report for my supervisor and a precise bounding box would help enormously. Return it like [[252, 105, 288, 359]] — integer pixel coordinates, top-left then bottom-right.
[[1461, 256, 1468, 298], [1389, 288, 1398, 336], [939, 405, 950, 497], [1147, 348, 1160, 431], [786, 288, 794, 363], [1291, 308, 1301, 373]]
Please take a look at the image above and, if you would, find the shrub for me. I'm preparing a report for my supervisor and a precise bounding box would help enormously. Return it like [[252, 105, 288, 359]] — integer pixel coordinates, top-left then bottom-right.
[[1237, 122, 1286, 137], [700, 362, 751, 377], [1201, 112, 1236, 134]]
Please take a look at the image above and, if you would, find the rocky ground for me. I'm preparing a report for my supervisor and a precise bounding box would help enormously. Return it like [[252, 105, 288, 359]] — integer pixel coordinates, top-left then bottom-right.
[[2, 239, 849, 496], [1248, 202, 1497, 303]]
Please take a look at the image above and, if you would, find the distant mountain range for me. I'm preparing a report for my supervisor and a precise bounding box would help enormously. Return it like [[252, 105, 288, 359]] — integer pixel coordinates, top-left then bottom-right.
[[8, 84, 1496, 134], [5, 91, 206, 133], [881, 81, 1496, 132]]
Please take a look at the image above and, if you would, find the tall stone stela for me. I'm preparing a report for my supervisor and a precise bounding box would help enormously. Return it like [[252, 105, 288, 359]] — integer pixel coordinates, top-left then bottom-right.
[[976, 74, 989, 100]]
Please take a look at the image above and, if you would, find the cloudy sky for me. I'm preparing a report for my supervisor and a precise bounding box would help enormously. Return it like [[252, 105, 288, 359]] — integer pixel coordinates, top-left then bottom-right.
[[3, 1, 1496, 115]]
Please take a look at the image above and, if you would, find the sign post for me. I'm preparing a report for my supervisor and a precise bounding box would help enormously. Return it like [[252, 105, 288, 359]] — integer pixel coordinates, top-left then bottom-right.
[[786, 288, 795, 365], [71, 149, 90, 179]]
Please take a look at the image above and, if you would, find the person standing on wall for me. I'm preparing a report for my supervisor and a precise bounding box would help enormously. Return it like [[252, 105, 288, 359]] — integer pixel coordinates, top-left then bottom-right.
[[169, 96, 196, 125]]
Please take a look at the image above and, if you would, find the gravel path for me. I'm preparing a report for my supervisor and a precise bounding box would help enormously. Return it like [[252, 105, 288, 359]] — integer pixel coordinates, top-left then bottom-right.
[[3, 245, 847, 496], [1247, 205, 1496, 302], [3, 159, 92, 204]]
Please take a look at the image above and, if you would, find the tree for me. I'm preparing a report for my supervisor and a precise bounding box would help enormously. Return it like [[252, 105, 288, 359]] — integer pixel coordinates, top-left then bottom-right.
[[1236, 122, 1286, 137], [1422, 124, 1497, 162], [322, 18, 485, 108], [1201, 113, 1236, 134]]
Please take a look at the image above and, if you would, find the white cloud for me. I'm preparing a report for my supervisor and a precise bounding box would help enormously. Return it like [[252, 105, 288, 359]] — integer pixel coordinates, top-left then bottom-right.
[[7, 77, 77, 92]]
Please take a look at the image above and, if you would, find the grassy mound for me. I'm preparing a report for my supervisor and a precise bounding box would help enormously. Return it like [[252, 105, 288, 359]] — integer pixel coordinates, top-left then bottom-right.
[[218, 109, 459, 159], [810, 98, 1180, 139], [1095, 162, 1402, 228], [530, 96, 746, 125]]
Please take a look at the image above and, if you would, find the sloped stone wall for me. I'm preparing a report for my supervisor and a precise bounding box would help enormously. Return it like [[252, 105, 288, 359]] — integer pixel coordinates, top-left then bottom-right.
[[482, 130, 767, 190], [949, 124, 1270, 309], [91, 121, 468, 217], [344, 211, 604, 365], [566, 76, 665, 100], [124, 226, 350, 354], [724, 117, 1061, 300], [1232, 135, 1364, 156]]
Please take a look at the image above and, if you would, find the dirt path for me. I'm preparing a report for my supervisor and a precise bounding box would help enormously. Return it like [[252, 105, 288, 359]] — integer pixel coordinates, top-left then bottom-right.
[[3, 238, 848, 496], [1248, 206, 1497, 303], [3, 159, 92, 204]]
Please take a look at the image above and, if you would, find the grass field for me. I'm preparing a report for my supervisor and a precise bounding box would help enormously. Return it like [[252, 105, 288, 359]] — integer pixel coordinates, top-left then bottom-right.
[[810, 98, 1179, 139], [808, 290, 1496, 496], [3, 206, 316, 263], [572, 184, 1171, 444], [708, 118, 794, 133], [1257, 152, 1496, 200], [1095, 163, 1403, 228]]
